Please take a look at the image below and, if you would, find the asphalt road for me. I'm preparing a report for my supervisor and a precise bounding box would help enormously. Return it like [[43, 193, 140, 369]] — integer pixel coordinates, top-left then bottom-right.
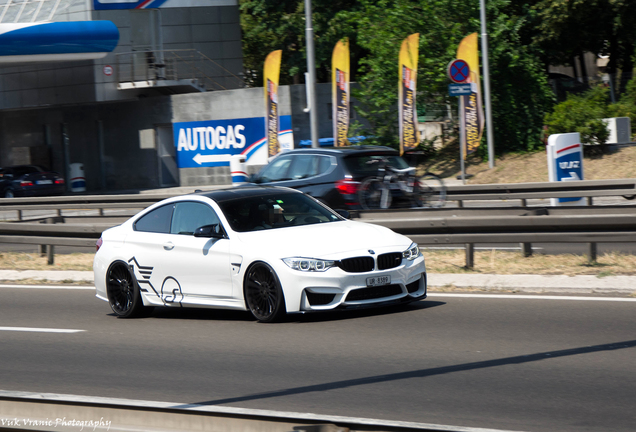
[[1, 286, 634, 432]]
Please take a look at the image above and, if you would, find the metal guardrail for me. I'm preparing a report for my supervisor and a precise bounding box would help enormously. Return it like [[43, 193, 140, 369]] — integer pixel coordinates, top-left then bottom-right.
[[0, 390, 503, 432], [1, 207, 635, 267], [2, 178, 636, 221], [1, 180, 636, 267], [445, 178, 636, 205]]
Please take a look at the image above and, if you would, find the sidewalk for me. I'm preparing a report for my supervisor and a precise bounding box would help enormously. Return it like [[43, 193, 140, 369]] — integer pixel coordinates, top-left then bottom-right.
[[0, 270, 634, 296]]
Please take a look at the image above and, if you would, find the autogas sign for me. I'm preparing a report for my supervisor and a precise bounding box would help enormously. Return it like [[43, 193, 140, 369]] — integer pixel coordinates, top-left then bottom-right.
[[173, 116, 292, 168], [547, 132, 585, 205]]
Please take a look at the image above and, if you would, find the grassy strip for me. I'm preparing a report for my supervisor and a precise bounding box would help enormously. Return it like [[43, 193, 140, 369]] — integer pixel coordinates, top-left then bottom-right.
[[1, 250, 635, 277], [423, 249, 636, 277]]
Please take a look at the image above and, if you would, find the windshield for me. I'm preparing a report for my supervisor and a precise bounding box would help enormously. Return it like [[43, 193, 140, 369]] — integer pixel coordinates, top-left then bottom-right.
[[217, 192, 343, 232]]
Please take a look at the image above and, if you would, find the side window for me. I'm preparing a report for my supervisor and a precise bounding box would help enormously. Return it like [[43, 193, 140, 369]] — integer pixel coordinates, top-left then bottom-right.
[[170, 201, 220, 235], [258, 156, 292, 182], [134, 204, 174, 233], [316, 155, 334, 175], [287, 155, 318, 179]]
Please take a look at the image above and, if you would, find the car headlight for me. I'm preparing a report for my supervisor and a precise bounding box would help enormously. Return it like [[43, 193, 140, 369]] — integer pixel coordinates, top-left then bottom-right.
[[282, 257, 336, 272], [402, 243, 421, 260]]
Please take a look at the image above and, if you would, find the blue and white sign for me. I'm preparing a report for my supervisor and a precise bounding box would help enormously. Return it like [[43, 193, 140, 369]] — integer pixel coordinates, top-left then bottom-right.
[[173, 115, 293, 169], [448, 83, 474, 97], [547, 132, 585, 205]]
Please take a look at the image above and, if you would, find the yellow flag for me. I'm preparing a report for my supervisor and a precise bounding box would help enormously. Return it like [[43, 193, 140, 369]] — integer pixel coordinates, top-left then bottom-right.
[[399, 33, 420, 155], [332, 38, 350, 147], [456, 33, 484, 156], [264, 50, 282, 157]]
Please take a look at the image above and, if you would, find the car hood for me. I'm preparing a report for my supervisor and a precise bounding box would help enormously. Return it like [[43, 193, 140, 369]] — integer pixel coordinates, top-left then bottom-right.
[[233, 220, 412, 258]]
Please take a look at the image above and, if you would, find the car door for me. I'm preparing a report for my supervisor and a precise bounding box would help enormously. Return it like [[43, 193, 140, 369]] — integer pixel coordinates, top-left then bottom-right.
[[161, 201, 232, 304], [126, 201, 232, 306]]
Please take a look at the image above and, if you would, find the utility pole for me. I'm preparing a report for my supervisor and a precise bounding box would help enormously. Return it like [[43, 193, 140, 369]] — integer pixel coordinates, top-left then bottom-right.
[[480, 0, 495, 168], [305, 0, 319, 148]]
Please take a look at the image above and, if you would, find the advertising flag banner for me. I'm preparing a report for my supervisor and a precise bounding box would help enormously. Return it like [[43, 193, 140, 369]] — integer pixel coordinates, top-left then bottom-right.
[[264, 50, 282, 157], [399, 33, 420, 155], [456, 33, 484, 156], [332, 38, 350, 147]]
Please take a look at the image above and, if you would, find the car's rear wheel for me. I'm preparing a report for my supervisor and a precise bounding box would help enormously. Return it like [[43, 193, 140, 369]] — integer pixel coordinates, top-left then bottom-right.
[[106, 261, 146, 318], [244, 262, 286, 323], [4, 189, 14, 198]]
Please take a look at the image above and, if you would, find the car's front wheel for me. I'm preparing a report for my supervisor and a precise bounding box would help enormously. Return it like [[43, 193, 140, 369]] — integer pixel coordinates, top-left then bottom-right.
[[244, 262, 286, 323], [106, 261, 146, 318], [4, 189, 14, 198]]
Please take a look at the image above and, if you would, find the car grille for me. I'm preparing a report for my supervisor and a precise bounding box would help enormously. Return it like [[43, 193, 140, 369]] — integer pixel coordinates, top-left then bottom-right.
[[337, 256, 374, 273], [306, 292, 336, 306], [346, 284, 403, 301], [377, 252, 402, 270]]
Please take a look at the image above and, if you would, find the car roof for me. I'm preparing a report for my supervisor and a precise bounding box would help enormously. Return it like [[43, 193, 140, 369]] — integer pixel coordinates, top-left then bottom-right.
[[195, 185, 301, 204], [273, 145, 399, 156]]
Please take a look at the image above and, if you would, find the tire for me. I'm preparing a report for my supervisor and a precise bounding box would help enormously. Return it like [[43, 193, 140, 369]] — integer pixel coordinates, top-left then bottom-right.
[[4, 189, 14, 198], [244, 262, 286, 323], [359, 178, 392, 210], [415, 174, 446, 208], [106, 261, 146, 318]]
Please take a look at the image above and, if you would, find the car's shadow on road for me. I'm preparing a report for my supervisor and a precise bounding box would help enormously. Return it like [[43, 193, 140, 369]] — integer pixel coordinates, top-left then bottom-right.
[[285, 300, 446, 323], [115, 299, 445, 323]]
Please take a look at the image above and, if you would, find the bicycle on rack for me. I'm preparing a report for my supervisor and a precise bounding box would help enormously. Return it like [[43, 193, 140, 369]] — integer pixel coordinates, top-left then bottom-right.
[[358, 158, 446, 210]]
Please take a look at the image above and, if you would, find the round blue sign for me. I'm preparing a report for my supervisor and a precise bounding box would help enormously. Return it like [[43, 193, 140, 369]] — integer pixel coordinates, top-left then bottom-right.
[[448, 59, 470, 83]]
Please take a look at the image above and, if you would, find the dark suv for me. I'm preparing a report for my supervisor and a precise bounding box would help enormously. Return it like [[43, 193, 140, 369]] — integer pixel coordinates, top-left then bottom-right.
[[249, 146, 412, 209]]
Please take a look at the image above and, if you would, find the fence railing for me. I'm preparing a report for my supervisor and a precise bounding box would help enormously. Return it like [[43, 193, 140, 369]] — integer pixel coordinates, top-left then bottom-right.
[[115, 49, 247, 92]]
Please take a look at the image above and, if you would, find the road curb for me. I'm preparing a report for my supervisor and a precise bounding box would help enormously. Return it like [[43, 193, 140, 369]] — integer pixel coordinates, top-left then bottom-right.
[[428, 273, 636, 295], [0, 270, 635, 295]]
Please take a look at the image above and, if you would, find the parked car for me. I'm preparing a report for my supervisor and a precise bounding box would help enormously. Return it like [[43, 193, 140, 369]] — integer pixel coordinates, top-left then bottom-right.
[[0, 165, 65, 198], [93, 186, 427, 322], [249, 146, 414, 209]]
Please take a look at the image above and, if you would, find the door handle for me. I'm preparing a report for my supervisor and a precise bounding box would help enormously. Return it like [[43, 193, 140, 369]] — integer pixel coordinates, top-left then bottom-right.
[[163, 242, 175, 251]]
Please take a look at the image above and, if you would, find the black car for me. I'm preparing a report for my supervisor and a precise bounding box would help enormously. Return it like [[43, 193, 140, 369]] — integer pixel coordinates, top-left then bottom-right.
[[0, 165, 66, 198], [249, 146, 413, 209]]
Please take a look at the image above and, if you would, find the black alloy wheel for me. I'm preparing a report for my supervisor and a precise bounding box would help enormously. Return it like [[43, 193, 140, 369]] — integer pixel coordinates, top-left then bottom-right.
[[244, 262, 286, 323], [106, 262, 145, 318]]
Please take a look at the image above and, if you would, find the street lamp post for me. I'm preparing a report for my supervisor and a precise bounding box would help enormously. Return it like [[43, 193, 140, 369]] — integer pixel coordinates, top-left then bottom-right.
[[305, 0, 319, 148], [480, 0, 495, 168]]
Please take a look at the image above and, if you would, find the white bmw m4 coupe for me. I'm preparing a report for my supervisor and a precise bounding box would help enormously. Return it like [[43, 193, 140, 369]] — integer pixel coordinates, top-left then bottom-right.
[[94, 186, 427, 322]]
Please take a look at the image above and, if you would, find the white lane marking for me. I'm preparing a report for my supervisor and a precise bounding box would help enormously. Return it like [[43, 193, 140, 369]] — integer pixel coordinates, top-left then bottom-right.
[[0, 326, 85, 333], [0, 284, 93, 290], [428, 293, 636, 302]]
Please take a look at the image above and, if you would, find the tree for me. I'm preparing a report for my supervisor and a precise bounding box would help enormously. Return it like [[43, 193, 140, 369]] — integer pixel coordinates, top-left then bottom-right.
[[340, 0, 553, 153], [240, 0, 555, 154], [534, 0, 636, 95], [239, 0, 363, 86]]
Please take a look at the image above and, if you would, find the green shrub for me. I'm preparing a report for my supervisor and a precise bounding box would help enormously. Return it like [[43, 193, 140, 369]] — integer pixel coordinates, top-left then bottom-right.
[[544, 86, 610, 145]]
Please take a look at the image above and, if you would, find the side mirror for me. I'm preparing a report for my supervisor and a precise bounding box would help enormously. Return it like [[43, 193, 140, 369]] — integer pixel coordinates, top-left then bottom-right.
[[194, 224, 225, 238], [335, 209, 350, 219], [249, 174, 262, 184]]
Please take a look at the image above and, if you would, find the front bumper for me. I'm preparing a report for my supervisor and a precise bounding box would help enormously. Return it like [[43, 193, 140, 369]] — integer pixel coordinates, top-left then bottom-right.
[[274, 255, 427, 312]]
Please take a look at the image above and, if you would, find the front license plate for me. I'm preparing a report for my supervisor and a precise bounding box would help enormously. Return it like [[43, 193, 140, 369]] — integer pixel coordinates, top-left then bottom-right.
[[366, 276, 390, 287], [36, 180, 52, 185]]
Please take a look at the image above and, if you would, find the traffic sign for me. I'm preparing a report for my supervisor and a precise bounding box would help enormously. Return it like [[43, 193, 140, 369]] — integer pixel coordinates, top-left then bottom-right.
[[448, 83, 474, 96], [448, 59, 470, 83]]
